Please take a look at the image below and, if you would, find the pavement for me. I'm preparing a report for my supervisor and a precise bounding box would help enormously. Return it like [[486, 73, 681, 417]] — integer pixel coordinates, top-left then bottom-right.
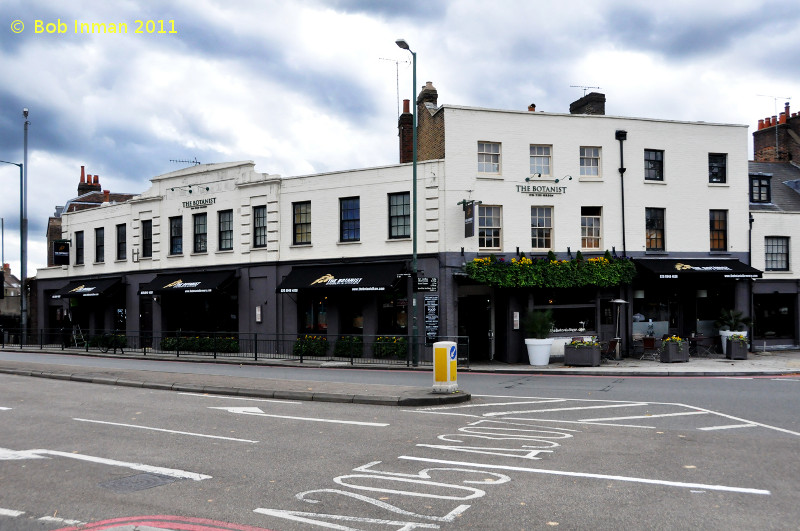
[[1, 346, 799, 408]]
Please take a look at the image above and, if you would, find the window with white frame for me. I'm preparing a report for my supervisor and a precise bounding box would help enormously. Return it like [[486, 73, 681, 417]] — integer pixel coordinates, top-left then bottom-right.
[[644, 149, 664, 181], [645, 208, 665, 251], [765, 236, 789, 271], [708, 153, 727, 183], [580, 206, 602, 249], [709, 210, 727, 251], [340, 197, 360, 242], [580, 147, 600, 177], [95, 227, 104, 263], [293, 201, 311, 245], [75, 231, 84, 265], [479, 205, 502, 250], [169, 216, 182, 255], [193, 213, 207, 253], [116, 224, 126, 260], [530, 206, 552, 250], [141, 220, 152, 258], [530, 145, 552, 176], [253, 206, 267, 248], [478, 142, 501, 173], [218, 210, 233, 251], [388, 192, 410, 239]]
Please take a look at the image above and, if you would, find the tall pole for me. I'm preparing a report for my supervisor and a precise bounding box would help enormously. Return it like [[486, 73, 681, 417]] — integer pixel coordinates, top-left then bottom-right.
[[22, 108, 29, 341], [396, 39, 419, 366]]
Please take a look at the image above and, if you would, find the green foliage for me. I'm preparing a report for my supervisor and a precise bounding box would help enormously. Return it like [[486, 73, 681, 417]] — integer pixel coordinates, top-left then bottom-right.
[[522, 310, 553, 339], [727, 333, 748, 344], [160, 335, 239, 353], [714, 309, 752, 331], [292, 335, 329, 357], [464, 255, 637, 289], [575, 250, 584, 261], [333, 335, 364, 358], [372, 336, 408, 359], [89, 334, 127, 349], [568, 337, 599, 347]]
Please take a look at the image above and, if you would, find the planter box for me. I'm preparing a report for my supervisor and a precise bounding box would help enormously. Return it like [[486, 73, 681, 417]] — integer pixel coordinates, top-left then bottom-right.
[[726, 339, 748, 360], [564, 345, 601, 367], [660, 341, 689, 363]]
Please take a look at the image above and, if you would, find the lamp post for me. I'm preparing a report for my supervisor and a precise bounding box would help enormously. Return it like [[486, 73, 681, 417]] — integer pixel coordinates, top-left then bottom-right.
[[0, 158, 24, 337], [22, 108, 29, 341], [395, 38, 419, 366]]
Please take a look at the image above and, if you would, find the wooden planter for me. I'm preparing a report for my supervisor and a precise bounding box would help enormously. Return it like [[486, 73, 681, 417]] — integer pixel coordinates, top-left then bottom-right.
[[660, 341, 689, 363], [564, 345, 601, 367], [726, 339, 748, 360]]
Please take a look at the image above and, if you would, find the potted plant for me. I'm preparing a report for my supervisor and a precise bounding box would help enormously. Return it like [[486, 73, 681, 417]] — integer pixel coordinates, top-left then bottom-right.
[[523, 310, 554, 366], [564, 337, 601, 367], [715, 309, 752, 356], [726, 333, 748, 360], [660, 335, 689, 363]]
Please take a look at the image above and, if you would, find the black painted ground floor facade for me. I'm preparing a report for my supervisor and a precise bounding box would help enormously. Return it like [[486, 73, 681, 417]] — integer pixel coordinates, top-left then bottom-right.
[[35, 253, 788, 361]]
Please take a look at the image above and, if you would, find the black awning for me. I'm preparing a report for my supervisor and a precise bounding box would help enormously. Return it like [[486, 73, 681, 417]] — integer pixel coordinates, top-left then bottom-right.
[[52, 277, 122, 299], [277, 262, 406, 293], [138, 271, 235, 295], [635, 259, 762, 279]]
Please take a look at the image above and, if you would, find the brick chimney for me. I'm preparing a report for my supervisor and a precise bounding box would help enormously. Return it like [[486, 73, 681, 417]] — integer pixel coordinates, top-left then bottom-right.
[[103, 189, 110, 203], [417, 81, 438, 107], [78, 166, 102, 195], [569, 92, 606, 115], [398, 99, 414, 163]]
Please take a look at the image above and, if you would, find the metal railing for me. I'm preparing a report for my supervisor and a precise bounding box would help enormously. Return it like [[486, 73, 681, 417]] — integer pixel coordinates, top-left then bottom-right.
[[0, 328, 470, 367]]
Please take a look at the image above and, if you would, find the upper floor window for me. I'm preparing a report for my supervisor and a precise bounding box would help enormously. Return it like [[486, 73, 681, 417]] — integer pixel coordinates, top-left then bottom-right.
[[708, 153, 727, 183], [479, 205, 502, 250], [193, 213, 207, 253], [530, 206, 552, 250], [750, 176, 771, 203], [218, 210, 233, 251], [765, 236, 789, 271], [293, 201, 311, 245], [340, 197, 360, 242], [581, 206, 602, 249], [253, 206, 267, 248], [580, 147, 600, 177], [709, 210, 727, 251], [644, 149, 664, 181], [141, 220, 152, 258], [478, 142, 500, 174], [388, 192, 410, 239], [645, 208, 665, 251], [75, 231, 84, 265], [530, 145, 552, 177], [95, 227, 104, 263], [169, 216, 182, 255], [116, 224, 126, 261]]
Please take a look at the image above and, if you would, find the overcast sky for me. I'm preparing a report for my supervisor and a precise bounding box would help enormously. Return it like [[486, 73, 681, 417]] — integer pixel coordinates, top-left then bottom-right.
[[1, 0, 799, 275]]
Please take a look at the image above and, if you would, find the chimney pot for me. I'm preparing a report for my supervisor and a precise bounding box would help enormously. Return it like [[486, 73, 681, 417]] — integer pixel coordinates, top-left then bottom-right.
[[528, 103, 536, 112], [103, 190, 110, 202], [402, 99, 410, 114], [758, 119, 764, 130], [93, 175, 99, 185], [80, 165, 86, 183], [779, 112, 787, 124]]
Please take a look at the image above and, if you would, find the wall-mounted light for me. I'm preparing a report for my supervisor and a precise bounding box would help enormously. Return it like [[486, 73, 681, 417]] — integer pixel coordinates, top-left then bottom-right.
[[524, 173, 543, 182], [170, 184, 210, 194], [554, 175, 572, 183]]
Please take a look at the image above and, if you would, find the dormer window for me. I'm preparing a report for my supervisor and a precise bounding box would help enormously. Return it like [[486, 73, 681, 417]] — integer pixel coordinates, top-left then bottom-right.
[[750, 175, 771, 203]]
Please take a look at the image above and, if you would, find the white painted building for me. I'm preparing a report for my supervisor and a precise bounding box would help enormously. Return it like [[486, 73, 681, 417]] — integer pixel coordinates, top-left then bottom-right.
[[35, 88, 763, 360]]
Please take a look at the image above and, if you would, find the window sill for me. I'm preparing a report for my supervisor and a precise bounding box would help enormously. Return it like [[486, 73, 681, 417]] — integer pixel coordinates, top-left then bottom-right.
[[337, 241, 361, 245], [386, 237, 411, 243], [764, 269, 792, 274], [167, 254, 184, 258], [643, 180, 667, 185], [477, 174, 503, 181], [216, 249, 234, 254], [290, 244, 312, 248], [73, 263, 85, 268], [708, 182, 729, 187], [191, 251, 208, 256], [645, 250, 668, 255], [93, 261, 105, 265], [578, 176, 603, 182], [115, 259, 127, 263], [709, 251, 731, 255]]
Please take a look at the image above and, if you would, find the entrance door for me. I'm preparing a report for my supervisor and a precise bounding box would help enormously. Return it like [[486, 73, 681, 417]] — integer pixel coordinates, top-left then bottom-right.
[[458, 295, 492, 361]]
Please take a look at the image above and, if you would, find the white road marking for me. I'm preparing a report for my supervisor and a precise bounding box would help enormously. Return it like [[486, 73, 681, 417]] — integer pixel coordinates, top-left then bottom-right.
[[482, 402, 648, 417], [417, 399, 568, 411], [583, 411, 708, 422], [210, 407, 389, 427], [0, 508, 25, 517], [400, 456, 771, 496], [73, 418, 259, 443], [179, 392, 300, 404], [674, 403, 800, 437], [38, 516, 86, 526], [698, 423, 757, 431], [0, 447, 210, 481], [0, 407, 11, 410]]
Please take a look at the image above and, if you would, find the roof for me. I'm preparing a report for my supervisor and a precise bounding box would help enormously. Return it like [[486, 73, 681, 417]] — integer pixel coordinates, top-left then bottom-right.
[[749, 162, 800, 212], [63, 190, 137, 213]]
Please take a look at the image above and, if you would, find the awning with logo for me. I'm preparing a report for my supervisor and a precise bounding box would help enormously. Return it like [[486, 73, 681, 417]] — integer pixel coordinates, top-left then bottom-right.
[[635, 259, 762, 279], [277, 262, 406, 293], [51, 277, 122, 299], [138, 271, 235, 295]]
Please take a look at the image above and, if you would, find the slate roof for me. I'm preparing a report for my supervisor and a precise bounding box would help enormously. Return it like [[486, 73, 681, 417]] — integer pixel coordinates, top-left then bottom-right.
[[749, 162, 800, 213]]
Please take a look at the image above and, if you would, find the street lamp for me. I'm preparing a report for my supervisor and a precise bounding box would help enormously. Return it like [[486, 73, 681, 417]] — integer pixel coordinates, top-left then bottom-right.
[[395, 38, 419, 366], [0, 158, 24, 337]]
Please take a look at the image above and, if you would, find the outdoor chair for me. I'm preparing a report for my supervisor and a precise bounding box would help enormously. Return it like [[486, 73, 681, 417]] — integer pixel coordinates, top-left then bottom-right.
[[640, 336, 660, 360], [601, 339, 618, 362]]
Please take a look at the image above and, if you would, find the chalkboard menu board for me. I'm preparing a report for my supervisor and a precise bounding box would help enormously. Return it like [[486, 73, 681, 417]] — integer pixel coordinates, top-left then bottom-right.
[[424, 295, 439, 344]]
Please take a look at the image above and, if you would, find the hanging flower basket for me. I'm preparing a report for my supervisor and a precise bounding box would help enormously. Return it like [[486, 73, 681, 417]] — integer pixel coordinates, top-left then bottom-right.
[[464, 253, 636, 288]]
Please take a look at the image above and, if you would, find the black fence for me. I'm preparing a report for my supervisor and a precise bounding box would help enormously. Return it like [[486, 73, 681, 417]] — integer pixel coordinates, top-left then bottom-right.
[[0, 328, 470, 367]]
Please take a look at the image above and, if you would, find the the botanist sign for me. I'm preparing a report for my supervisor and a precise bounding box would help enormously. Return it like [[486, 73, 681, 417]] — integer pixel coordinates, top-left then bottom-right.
[[515, 184, 567, 197]]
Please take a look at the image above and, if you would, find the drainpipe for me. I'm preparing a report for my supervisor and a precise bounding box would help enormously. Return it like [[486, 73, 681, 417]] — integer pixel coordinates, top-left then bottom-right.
[[615, 130, 628, 256]]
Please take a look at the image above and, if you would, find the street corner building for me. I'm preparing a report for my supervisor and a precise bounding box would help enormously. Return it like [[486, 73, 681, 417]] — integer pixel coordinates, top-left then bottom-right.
[[35, 86, 800, 363]]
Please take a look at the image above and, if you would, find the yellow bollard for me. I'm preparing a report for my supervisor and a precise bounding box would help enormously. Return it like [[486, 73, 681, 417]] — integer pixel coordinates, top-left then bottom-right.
[[432, 341, 458, 393]]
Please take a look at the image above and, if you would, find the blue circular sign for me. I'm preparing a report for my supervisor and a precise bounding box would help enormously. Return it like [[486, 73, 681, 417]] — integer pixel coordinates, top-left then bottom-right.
[[449, 346, 457, 360]]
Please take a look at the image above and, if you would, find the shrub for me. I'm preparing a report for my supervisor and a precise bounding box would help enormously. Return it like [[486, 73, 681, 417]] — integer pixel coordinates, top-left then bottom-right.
[[159, 335, 239, 353], [372, 336, 408, 359], [334, 335, 364, 358], [293, 335, 329, 357]]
